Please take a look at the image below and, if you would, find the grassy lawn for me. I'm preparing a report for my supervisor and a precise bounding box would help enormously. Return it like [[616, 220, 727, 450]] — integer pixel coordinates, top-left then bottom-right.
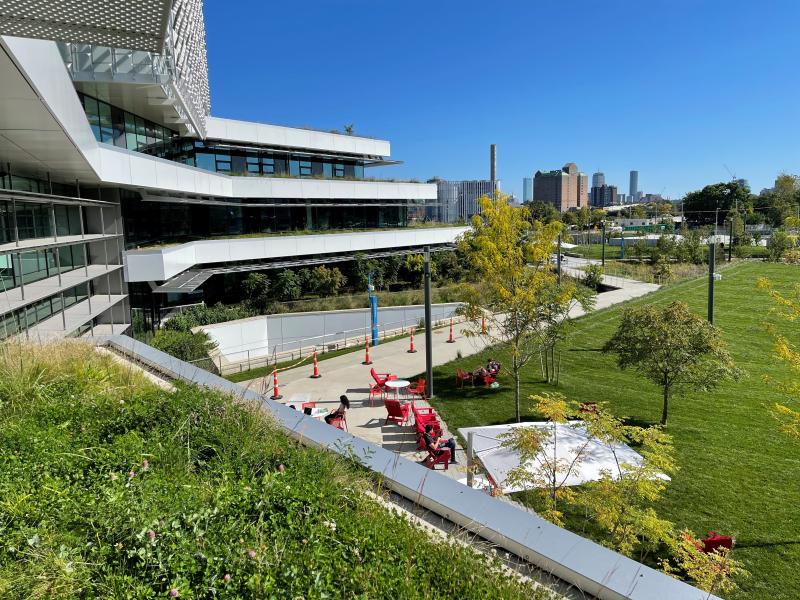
[[0, 343, 546, 599], [427, 262, 799, 600]]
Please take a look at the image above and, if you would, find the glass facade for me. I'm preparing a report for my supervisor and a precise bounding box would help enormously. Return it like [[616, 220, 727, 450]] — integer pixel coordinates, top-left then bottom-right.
[[142, 138, 367, 180], [0, 245, 87, 292], [0, 200, 82, 244], [77, 92, 177, 152], [0, 281, 90, 340], [120, 193, 408, 248]]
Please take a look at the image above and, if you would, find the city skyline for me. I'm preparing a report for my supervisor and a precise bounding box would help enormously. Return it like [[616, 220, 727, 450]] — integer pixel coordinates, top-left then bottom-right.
[[204, 0, 800, 202]]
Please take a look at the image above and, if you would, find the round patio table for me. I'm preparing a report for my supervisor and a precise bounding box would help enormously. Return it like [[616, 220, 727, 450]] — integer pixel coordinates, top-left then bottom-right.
[[384, 379, 410, 402]]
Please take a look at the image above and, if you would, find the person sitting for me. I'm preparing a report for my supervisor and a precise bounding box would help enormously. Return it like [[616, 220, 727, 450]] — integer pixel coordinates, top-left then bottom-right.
[[423, 423, 457, 464], [487, 358, 501, 376], [325, 395, 350, 425]]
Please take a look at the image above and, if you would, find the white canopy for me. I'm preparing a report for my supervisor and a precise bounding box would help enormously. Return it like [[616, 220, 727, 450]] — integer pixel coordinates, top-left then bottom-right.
[[458, 421, 668, 494]]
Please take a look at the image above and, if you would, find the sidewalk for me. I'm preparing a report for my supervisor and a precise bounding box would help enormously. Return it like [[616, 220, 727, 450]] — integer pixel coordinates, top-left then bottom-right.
[[235, 276, 659, 484]]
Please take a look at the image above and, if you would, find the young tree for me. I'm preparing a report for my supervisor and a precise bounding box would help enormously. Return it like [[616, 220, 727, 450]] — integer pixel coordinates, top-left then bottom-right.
[[502, 393, 590, 526], [631, 238, 648, 263], [460, 193, 587, 422], [578, 406, 676, 559], [662, 531, 749, 595], [756, 277, 800, 439], [603, 301, 742, 426], [242, 272, 271, 312], [767, 229, 792, 261], [310, 265, 346, 296], [583, 264, 604, 291], [274, 269, 302, 301]]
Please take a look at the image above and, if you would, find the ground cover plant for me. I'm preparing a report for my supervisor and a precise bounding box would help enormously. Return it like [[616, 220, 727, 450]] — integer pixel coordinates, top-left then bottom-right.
[[428, 262, 800, 599], [0, 342, 549, 599]]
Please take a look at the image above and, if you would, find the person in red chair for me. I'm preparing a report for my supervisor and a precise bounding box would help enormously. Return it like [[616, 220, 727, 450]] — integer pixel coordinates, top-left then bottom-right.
[[423, 424, 457, 464], [325, 395, 350, 425]]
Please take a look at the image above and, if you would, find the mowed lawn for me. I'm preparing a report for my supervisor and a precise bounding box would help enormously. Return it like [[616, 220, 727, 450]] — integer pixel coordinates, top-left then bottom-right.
[[428, 261, 800, 600]]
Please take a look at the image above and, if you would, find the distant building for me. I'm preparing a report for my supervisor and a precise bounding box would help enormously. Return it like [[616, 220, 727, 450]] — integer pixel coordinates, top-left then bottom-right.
[[430, 179, 494, 222], [590, 184, 619, 208], [592, 171, 605, 188], [534, 162, 588, 212], [522, 177, 533, 203], [629, 170, 639, 200], [616, 193, 626, 205]]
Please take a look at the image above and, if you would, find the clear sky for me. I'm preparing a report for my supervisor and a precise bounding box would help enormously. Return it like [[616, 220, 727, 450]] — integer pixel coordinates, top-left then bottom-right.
[[204, 0, 800, 200]]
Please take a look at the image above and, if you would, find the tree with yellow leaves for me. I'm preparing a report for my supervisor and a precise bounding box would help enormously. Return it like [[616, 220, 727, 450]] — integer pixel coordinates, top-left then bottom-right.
[[460, 193, 592, 422], [757, 276, 800, 439]]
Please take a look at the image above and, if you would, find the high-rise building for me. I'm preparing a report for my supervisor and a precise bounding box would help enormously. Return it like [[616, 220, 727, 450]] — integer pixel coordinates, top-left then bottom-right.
[[522, 177, 533, 203], [0, 1, 462, 339], [533, 163, 588, 212], [591, 172, 605, 189], [431, 179, 495, 223], [590, 184, 619, 208], [629, 170, 639, 200]]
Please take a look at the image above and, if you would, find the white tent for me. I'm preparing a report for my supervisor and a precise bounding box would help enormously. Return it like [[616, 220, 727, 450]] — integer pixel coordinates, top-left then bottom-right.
[[458, 421, 668, 494]]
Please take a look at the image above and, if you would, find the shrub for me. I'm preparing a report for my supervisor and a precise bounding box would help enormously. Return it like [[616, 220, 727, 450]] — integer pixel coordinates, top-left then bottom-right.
[[163, 304, 256, 332], [151, 329, 217, 363], [583, 264, 604, 291]]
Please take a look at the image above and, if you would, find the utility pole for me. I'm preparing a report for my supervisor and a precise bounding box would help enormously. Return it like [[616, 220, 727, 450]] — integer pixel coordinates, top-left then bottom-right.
[[707, 241, 715, 324], [423, 246, 434, 399], [727, 218, 733, 262], [601, 221, 606, 267]]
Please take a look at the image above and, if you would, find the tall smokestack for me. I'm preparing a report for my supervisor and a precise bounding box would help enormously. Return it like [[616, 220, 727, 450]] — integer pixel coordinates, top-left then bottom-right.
[[490, 144, 497, 196]]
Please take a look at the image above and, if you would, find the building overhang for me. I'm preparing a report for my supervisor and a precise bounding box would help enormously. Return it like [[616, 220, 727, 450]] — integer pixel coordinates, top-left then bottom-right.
[[0, 0, 173, 53]]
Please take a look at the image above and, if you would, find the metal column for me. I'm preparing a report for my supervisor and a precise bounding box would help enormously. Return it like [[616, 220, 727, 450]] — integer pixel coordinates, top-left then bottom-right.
[[423, 246, 433, 399]]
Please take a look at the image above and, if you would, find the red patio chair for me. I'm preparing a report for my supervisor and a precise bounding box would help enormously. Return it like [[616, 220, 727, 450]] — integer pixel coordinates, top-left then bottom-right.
[[412, 404, 438, 425], [301, 401, 316, 411], [455, 368, 472, 388], [327, 413, 348, 431], [407, 378, 426, 401], [424, 445, 450, 470], [700, 532, 734, 553], [384, 398, 410, 426], [368, 382, 384, 406], [415, 419, 442, 450]]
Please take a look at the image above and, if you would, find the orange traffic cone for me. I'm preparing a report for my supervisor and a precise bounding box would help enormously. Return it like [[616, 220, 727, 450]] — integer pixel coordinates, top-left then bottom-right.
[[362, 338, 373, 365], [447, 318, 455, 343], [310, 350, 321, 378], [270, 369, 282, 400], [407, 327, 417, 353]]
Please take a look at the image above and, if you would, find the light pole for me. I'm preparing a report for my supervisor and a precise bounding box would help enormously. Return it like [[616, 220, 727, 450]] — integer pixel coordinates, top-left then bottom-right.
[[601, 221, 606, 267], [423, 246, 433, 399], [707, 241, 716, 324]]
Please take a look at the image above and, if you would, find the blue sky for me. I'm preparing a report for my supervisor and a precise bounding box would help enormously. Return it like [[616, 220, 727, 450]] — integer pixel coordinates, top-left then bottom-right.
[[204, 0, 800, 200]]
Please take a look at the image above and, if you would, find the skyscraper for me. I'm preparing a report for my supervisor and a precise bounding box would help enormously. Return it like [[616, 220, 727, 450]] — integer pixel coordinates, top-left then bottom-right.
[[590, 184, 618, 208], [522, 177, 533, 203], [592, 172, 605, 189], [533, 163, 588, 212], [629, 170, 639, 200]]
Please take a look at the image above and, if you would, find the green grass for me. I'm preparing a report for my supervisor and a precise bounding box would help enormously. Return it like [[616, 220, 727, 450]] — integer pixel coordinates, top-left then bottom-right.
[[427, 262, 800, 600], [0, 343, 547, 599]]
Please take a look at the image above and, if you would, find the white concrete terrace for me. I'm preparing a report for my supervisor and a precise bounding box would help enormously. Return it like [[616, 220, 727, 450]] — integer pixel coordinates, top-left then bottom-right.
[[124, 226, 469, 282]]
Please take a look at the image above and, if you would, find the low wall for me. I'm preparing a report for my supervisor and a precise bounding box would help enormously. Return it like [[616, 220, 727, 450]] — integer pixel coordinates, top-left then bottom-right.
[[199, 303, 461, 374]]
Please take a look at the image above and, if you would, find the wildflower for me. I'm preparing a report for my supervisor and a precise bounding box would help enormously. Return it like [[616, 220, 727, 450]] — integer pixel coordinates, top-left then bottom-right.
[[323, 520, 337, 532], [147, 530, 156, 542], [246, 549, 257, 559], [277, 464, 286, 473], [223, 574, 231, 584], [142, 459, 150, 471], [128, 470, 136, 479], [110, 473, 118, 481], [168, 589, 179, 597]]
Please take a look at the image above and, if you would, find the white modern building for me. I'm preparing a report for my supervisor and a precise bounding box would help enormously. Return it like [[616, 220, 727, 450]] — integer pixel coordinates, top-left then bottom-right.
[[0, 1, 462, 338]]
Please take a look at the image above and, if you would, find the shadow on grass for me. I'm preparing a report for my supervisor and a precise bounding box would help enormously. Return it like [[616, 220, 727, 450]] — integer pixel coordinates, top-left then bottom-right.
[[734, 539, 800, 549], [567, 347, 605, 352]]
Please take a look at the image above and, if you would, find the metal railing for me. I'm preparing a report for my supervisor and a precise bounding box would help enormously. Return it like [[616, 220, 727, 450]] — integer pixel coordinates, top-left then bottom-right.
[[193, 308, 460, 376]]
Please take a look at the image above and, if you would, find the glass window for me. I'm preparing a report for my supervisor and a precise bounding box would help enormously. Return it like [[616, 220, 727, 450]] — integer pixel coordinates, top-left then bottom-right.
[[215, 155, 231, 172], [299, 161, 312, 177], [323, 163, 332, 178], [289, 159, 300, 176], [355, 164, 364, 179], [98, 101, 114, 143], [83, 95, 101, 141], [261, 157, 275, 175], [124, 112, 137, 150], [195, 153, 216, 171], [334, 163, 345, 178]]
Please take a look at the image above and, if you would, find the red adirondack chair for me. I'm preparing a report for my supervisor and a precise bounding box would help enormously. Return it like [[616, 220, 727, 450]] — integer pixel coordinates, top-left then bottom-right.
[[301, 401, 316, 411], [415, 418, 442, 450], [384, 398, 410, 426], [424, 445, 450, 470], [455, 368, 472, 388], [412, 404, 438, 425], [700, 532, 734, 553], [327, 413, 348, 431], [407, 378, 426, 401]]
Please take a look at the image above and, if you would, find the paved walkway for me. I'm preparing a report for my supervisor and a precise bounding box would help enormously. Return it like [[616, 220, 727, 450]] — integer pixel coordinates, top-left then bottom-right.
[[235, 271, 659, 487]]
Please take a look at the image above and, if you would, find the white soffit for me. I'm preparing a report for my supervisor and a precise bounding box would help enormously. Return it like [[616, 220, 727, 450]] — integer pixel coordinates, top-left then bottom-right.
[[0, 0, 172, 53]]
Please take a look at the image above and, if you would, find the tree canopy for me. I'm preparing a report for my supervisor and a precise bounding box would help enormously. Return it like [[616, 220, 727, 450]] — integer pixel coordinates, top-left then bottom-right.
[[603, 301, 742, 425]]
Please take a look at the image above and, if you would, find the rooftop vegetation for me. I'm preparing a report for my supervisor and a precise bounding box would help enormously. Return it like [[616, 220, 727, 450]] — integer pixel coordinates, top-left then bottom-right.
[[0, 342, 550, 599]]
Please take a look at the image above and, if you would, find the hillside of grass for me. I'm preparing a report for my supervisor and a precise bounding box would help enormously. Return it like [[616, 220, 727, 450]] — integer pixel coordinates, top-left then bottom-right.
[[0, 343, 548, 599], [428, 262, 800, 600]]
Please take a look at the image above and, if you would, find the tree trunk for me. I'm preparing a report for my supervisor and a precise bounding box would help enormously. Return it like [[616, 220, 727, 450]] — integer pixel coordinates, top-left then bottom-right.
[[513, 355, 521, 423], [661, 384, 669, 426]]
